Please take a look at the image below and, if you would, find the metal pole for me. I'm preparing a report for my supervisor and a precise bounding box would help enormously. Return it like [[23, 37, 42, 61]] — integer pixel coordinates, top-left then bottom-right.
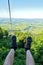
[[8, 0, 12, 34]]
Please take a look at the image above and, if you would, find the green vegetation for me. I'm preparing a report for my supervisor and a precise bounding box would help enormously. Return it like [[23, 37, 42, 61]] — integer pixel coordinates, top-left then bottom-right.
[[0, 26, 43, 65]]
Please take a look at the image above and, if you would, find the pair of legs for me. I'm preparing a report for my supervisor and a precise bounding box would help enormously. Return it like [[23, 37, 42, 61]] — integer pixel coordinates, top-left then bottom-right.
[[3, 36, 35, 65]]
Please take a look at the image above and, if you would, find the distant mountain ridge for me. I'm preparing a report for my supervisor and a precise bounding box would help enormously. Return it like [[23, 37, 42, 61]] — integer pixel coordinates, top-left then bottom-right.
[[0, 18, 43, 24]]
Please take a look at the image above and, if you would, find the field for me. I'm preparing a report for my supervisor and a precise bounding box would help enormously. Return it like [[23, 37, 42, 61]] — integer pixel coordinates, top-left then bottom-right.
[[0, 18, 43, 34], [0, 18, 43, 65]]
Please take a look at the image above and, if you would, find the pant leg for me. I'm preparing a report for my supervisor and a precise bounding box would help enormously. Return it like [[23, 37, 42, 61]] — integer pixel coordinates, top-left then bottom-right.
[[3, 49, 15, 65], [26, 50, 35, 65]]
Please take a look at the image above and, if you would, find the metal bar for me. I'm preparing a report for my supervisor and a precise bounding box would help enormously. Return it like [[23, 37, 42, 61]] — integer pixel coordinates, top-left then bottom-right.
[[8, 0, 12, 34]]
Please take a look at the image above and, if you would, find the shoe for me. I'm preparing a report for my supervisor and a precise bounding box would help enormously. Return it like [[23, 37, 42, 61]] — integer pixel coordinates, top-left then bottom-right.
[[11, 35, 17, 50], [25, 36, 32, 51]]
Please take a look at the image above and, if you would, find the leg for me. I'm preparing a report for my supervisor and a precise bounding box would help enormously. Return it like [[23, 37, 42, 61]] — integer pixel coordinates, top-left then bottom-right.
[[3, 49, 15, 65], [3, 35, 17, 65], [26, 50, 35, 65], [25, 36, 35, 65]]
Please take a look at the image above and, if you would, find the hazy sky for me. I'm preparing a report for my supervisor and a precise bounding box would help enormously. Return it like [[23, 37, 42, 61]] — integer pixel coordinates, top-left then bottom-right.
[[0, 0, 43, 18]]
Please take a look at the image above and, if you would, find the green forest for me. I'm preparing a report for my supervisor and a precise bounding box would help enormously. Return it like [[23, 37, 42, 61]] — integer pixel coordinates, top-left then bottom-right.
[[0, 27, 43, 65]]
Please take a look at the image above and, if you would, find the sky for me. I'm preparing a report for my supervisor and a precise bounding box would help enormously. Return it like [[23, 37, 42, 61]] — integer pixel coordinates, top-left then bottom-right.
[[0, 0, 43, 18]]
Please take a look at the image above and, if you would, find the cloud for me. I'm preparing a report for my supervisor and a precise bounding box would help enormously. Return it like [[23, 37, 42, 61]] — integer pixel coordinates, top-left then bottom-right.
[[0, 10, 43, 18]]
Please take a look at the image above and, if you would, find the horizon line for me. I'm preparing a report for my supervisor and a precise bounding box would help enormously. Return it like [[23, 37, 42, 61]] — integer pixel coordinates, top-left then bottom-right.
[[0, 17, 43, 19]]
